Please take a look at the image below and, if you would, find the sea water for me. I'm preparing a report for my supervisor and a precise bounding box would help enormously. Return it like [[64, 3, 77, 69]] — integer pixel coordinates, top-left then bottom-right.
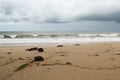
[[0, 31, 120, 46]]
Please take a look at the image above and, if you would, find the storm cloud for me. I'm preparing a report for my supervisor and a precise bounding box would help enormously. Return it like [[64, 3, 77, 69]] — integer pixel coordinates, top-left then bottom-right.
[[0, 0, 120, 23]]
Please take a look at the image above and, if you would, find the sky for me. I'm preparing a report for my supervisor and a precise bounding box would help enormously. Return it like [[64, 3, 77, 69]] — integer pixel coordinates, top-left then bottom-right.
[[0, 0, 120, 32]]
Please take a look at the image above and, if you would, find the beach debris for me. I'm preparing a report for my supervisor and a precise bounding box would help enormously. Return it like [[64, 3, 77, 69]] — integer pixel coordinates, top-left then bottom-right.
[[34, 56, 44, 62], [57, 45, 64, 47], [25, 47, 44, 52], [4, 35, 11, 38], [75, 44, 80, 46], [37, 48, 44, 52], [65, 62, 72, 65], [25, 47, 38, 51], [94, 54, 99, 56], [15, 63, 29, 71], [7, 52, 11, 54]]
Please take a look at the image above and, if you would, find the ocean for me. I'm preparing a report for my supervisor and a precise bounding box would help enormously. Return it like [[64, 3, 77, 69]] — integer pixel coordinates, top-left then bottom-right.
[[0, 31, 120, 46]]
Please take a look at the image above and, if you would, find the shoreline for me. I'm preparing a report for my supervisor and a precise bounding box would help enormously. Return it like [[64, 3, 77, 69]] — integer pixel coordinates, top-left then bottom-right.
[[0, 41, 120, 47]]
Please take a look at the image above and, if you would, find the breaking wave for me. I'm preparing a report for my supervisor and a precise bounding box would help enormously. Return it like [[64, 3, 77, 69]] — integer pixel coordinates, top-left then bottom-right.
[[0, 33, 120, 39], [0, 31, 120, 46]]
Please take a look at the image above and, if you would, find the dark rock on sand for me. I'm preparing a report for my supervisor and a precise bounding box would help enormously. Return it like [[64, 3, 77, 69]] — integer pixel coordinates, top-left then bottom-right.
[[4, 35, 11, 38], [94, 54, 99, 56], [7, 52, 11, 54], [34, 56, 44, 61], [37, 48, 44, 52], [57, 45, 64, 47], [75, 44, 80, 46], [66, 62, 72, 65], [26, 47, 38, 51], [26, 47, 44, 52]]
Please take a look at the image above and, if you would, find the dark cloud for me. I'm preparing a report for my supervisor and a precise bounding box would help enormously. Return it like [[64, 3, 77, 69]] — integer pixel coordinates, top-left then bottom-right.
[[76, 12, 120, 23]]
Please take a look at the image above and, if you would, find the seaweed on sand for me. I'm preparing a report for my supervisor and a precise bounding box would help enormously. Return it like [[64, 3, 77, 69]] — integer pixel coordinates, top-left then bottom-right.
[[15, 63, 29, 71]]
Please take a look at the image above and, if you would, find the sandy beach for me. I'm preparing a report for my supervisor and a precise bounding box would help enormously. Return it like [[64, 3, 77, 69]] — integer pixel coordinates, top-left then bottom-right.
[[0, 43, 120, 80]]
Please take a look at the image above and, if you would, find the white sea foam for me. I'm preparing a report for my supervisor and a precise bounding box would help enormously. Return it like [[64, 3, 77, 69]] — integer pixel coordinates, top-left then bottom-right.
[[78, 33, 120, 37], [0, 35, 3, 38], [9, 35, 17, 38], [0, 37, 120, 46]]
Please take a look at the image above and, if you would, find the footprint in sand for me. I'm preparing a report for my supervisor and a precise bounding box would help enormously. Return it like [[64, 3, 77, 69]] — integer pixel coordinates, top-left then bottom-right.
[[59, 54, 69, 57], [0, 57, 4, 58], [114, 53, 120, 55], [109, 57, 116, 61], [18, 58, 24, 60], [105, 50, 111, 53], [88, 54, 99, 56]]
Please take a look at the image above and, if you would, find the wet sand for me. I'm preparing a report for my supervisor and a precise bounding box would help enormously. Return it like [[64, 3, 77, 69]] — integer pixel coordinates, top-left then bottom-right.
[[0, 43, 120, 80]]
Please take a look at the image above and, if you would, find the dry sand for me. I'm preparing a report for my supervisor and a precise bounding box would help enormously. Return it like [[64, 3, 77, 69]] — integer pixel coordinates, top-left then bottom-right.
[[0, 43, 120, 80]]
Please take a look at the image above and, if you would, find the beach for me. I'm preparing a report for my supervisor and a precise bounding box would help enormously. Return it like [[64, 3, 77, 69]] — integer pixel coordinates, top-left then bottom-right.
[[0, 0, 120, 80], [0, 43, 120, 80]]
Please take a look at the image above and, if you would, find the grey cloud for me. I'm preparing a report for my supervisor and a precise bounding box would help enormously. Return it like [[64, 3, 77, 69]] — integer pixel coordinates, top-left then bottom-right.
[[77, 12, 120, 23], [0, 0, 120, 23]]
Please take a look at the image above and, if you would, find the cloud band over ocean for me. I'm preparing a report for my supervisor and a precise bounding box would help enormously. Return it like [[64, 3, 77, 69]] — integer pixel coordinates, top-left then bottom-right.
[[0, 0, 120, 23]]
